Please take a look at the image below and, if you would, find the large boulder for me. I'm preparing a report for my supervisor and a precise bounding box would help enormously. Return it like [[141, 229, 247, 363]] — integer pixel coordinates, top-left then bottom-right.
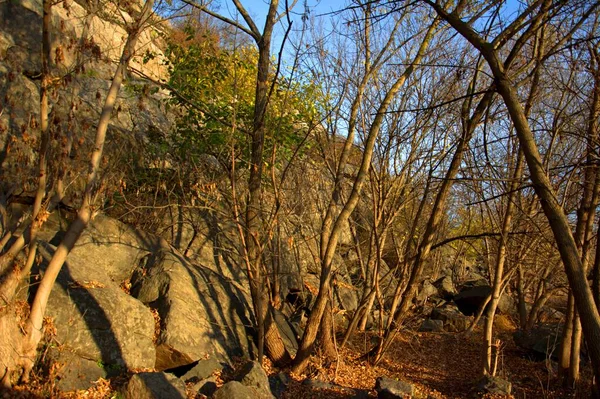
[[454, 284, 491, 316], [454, 281, 514, 316], [273, 309, 299, 356], [0, 0, 172, 198], [416, 279, 439, 304], [180, 358, 223, 383], [39, 213, 167, 283], [213, 381, 254, 399], [430, 306, 470, 332], [433, 275, 457, 300], [236, 361, 275, 399], [130, 249, 255, 369], [333, 271, 359, 313], [44, 348, 110, 392], [40, 242, 156, 374], [419, 319, 444, 333], [513, 325, 562, 360], [477, 375, 512, 396], [375, 376, 415, 399], [123, 372, 186, 399]]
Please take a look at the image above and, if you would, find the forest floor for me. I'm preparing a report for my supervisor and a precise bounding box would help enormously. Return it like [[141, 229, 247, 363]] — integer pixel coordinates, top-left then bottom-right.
[[274, 315, 594, 399], [8, 315, 595, 398]]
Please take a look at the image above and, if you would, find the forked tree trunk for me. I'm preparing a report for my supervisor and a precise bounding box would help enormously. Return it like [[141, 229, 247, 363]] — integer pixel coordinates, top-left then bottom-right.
[[233, 0, 293, 365], [516, 266, 528, 329], [483, 149, 524, 375], [567, 43, 600, 387], [372, 82, 494, 364]]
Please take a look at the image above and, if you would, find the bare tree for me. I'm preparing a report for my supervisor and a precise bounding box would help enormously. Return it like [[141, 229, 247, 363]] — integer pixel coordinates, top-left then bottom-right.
[[291, 1, 441, 373], [425, 0, 600, 387]]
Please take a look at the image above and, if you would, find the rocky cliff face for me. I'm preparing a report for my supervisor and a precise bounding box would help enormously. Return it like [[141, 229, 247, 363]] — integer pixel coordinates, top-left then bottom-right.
[[0, 0, 171, 202]]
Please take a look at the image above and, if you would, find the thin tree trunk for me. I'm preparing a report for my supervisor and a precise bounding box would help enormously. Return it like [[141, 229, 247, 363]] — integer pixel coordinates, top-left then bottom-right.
[[292, 19, 440, 374], [373, 83, 494, 364], [426, 0, 600, 384], [517, 266, 528, 330], [483, 150, 524, 376], [17, 0, 156, 382], [560, 293, 575, 381], [568, 41, 600, 387], [570, 312, 582, 387]]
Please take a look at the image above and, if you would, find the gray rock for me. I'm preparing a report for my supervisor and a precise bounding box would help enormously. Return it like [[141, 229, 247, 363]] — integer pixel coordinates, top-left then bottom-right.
[[269, 372, 290, 398], [41, 243, 156, 370], [454, 283, 514, 316], [375, 376, 415, 399], [130, 249, 256, 369], [124, 372, 186, 399], [430, 306, 470, 332], [417, 279, 439, 303], [46, 348, 109, 392], [497, 292, 516, 315], [433, 276, 457, 300], [237, 361, 274, 398], [419, 319, 444, 332], [477, 375, 512, 395], [273, 308, 299, 356], [463, 271, 488, 285], [68, 215, 166, 282], [454, 284, 492, 316], [213, 381, 255, 399], [37, 213, 168, 283], [334, 272, 359, 312], [513, 325, 561, 360], [182, 358, 223, 382], [0, 0, 172, 197], [193, 376, 218, 397]]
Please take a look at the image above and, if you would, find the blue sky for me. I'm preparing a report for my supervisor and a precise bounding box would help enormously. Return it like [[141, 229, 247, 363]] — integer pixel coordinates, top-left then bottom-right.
[[241, 0, 350, 27], [225, 0, 349, 44], [225, 0, 522, 51]]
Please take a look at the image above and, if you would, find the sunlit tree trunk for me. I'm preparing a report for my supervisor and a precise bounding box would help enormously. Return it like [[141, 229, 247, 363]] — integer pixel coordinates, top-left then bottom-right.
[[5, 0, 156, 384], [425, 0, 600, 386]]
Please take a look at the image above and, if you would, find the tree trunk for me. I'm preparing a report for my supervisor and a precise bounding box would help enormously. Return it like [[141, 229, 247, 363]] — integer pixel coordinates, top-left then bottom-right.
[[426, 0, 600, 384], [560, 293, 575, 381], [517, 266, 528, 330], [373, 85, 495, 364], [483, 149, 524, 376], [319, 297, 337, 360], [16, 0, 156, 382], [292, 18, 441, 374]]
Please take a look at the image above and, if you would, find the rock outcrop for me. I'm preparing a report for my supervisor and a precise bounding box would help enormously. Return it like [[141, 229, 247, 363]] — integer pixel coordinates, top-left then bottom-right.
[[40, 241, 156, 371], [0, 0, 172, 201], [123, 372, 187, 399], [130, 249, 256, 369]]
